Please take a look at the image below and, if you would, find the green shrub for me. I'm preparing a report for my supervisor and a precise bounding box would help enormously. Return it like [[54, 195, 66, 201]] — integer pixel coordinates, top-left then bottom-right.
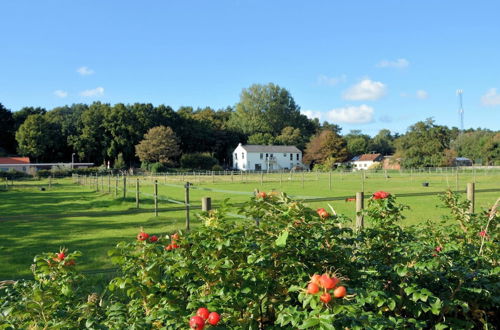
[[1, 191, 498, 328], [211, 164, 223, 171], [0, 169, 31, 180], [180, 153, 218, 170]]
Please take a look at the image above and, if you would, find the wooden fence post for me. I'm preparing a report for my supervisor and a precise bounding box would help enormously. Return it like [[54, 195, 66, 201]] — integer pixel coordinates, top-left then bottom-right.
[[154, 180, 158, 216], [455, 169, 459, 192], [202, 197, 211, 212], [185, 182, 190, 230], [467, 182, 475, 214], [361, 171, 365, 192], [114, 176, 118, 198], [356, 192, 364, 230], [136, 178, 140, 208], [108, 175, 111, 193], [95, 173, 98, 191]]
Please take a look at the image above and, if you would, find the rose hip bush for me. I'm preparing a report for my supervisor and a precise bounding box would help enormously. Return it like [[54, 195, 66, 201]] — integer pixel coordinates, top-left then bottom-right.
[[0, 190, 498, 329]]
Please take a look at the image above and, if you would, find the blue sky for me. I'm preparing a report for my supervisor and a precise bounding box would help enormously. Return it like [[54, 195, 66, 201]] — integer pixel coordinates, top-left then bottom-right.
[[1, 0, 499, 135]]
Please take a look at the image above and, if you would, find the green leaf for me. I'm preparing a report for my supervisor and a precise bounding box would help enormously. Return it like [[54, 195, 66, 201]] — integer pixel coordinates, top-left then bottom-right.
[[396, 266, 408, 277], [275, 229, 289, 247], [430, 298, 442, 315], [299, 317, 320, 328], [388, 299, 396, 311]]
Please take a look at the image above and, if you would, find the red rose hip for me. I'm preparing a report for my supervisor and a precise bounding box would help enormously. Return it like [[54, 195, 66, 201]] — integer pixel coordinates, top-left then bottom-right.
[[189, 316, 205, 329], [207, 312, 220, 326], [196, 307, 210, 321], [334, 286, 347, 298], [306, 282, 319, 294], [320, 292, 332, 303]]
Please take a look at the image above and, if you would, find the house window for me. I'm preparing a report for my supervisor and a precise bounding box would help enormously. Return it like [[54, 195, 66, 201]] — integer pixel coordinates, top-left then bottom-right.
[[234, 153, 237, 160], [283, 153, 286, 157], [242, 163, 245, 169], [260, 153, 263, 159], [290, 154, 293, 160], [242, 153, 244, 159], [266, 153, 268, 158], [296, 154, 299, 160]]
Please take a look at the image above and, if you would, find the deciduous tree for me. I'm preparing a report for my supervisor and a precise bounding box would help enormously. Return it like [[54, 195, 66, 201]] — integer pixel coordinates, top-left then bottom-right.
[[303, 129, 348, 168], [135, 126, 180, 165]]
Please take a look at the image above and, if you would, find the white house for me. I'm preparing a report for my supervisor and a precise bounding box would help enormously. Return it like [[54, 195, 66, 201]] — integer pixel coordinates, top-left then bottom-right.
[[232, 143, 303, 171], [350, 153, 383, 171]]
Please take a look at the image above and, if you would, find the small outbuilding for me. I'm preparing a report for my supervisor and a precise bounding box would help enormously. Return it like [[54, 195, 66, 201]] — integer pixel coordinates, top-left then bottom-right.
[[350, 153, 383, 170]]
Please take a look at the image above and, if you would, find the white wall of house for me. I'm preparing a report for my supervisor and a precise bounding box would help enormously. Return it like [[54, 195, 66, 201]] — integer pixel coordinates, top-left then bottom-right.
[[352, 160, 377, 170], [232, 144, 303, 171]]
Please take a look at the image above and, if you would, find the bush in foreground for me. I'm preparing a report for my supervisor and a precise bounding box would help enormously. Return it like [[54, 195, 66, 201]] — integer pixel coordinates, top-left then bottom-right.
[[0, 191, 498, 329]]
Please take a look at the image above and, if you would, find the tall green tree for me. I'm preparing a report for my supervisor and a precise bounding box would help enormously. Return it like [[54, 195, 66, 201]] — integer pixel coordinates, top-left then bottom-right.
[[135, 126, 180, 166], [370, 129, 395, 155], [394, 118, 452, 168], [343, 130, 370, 157], [229, 83, 314, 136], [13, 107, 47, 132], [15, 114, 54, 161], [0, 103, 16, 154], [70, 102, 109, 164], [275, 126, 304, 148]]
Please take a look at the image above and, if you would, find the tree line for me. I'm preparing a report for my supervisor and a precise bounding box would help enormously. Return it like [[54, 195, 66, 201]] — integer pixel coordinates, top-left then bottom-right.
[[0, 83, 499, 170]]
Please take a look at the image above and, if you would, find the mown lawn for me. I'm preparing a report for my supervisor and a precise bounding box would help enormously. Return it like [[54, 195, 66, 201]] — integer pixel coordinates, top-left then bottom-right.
[[1, 170, 499, 279]]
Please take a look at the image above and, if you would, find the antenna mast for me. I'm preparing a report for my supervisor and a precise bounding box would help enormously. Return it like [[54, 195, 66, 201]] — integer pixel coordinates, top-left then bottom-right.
[[456, 89, 464, 132]]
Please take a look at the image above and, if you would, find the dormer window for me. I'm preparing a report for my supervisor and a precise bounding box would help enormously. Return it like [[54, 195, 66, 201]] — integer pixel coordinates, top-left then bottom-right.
[[234, 153, 237, 160]]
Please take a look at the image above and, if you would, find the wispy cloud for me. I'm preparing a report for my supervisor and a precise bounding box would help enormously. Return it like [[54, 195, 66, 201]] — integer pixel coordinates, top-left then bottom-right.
[[301, 110, 322, 121], [343, 79, 386, 101], [53, 90, 68, 98], [317, 74, 346, 86], [416, 90, 428, 99], [77, 66, 95, 76], [326, 104, 374, 124], [376, 58, 409, 68], [80, 87, 104, 97], [481, 88, 500, 106]]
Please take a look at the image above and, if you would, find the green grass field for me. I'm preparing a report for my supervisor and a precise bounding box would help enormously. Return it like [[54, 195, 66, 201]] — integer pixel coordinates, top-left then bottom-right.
[[1, 169, 499, 279]]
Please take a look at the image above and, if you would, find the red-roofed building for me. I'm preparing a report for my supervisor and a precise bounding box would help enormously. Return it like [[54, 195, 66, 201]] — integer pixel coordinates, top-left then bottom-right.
[[350, 153, 383, 170], [0, 157, 31, 173]]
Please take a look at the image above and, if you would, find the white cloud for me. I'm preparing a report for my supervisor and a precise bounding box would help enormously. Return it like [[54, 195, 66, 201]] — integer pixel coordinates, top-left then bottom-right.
[[317, 74, 346, 86], [343, 79, 386, 101], [301, 110, 322, 120], [80, 87, 104, 97], [376, 58, 409, 68], [416, 90, 428, 99], [77, 66, 95, 75], [481, 88, 500, 106], [54, 90, 68, 98], [326, 104, 374, 124]]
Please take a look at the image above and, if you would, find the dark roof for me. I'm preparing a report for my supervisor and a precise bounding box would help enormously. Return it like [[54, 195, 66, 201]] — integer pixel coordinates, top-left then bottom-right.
[[239, 145, 301, 153], [354, 154, 383, 162], [0, 157, 30, 164]]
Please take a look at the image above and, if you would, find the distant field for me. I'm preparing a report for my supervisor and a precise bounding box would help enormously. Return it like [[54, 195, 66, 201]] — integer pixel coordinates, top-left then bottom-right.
[[1, 169, 499, 279]]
